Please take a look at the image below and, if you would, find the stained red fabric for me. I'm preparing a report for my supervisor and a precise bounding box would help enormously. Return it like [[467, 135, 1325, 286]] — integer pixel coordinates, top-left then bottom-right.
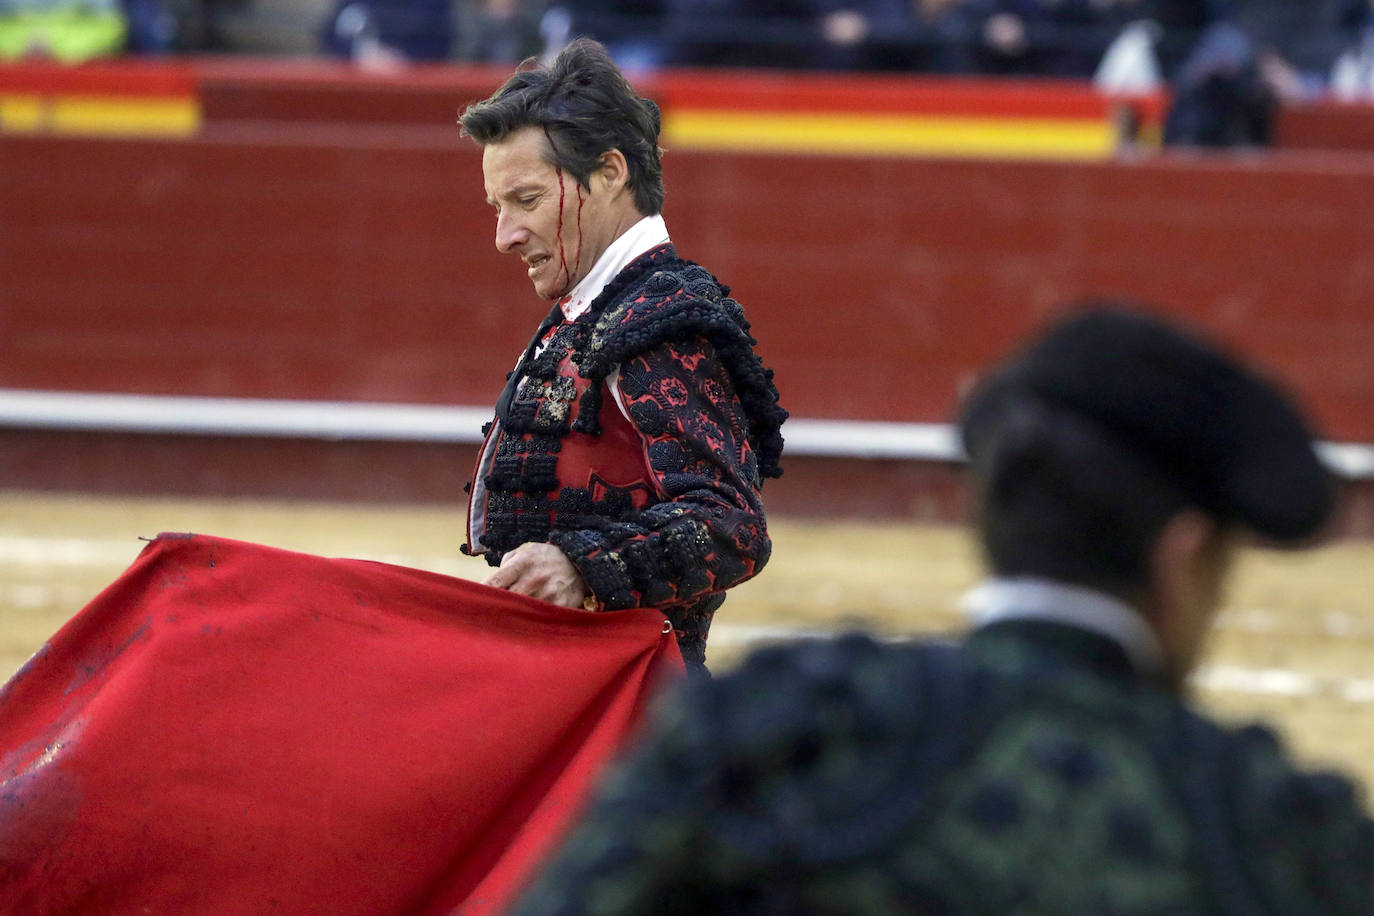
[[0, 533, 683, 914]]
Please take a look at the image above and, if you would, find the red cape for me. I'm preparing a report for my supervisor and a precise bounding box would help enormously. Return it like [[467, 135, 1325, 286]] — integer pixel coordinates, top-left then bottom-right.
[[0, 533, 683, 914]]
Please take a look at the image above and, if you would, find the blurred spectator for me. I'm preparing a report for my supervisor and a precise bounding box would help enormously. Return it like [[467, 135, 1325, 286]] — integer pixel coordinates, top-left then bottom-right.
[[1163, 0, 1365, 146], [1093, 18, 1162, 95], [321, 0, 548, 65], [0, 0, 203, 59], [166, 0, 250, 52], [662, 0, 1155, 76], [0, 0, 128, 61], [455, 0, 546, 63], [1133, 0, 1214, 76], [1222, 0, 1368, 98], [974, 0, 1155, 78], [657, 0, 774, 68], [321, 0, 455, 64], [1330, 0, 1374, 99], [1162, 20, 1275, 146], [661, 0, 979, 71], [820, 0, 983, 72], [545, 0, 663, 70], [651, 0, 1205, 77], [120, 0, 178, 50]]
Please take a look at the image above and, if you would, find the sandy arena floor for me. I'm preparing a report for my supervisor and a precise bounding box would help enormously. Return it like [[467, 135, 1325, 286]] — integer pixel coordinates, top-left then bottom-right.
[[3, 489, 1372, 793]]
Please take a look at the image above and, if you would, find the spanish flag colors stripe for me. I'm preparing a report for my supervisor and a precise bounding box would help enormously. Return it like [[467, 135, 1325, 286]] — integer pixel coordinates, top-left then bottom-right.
[[665, 108, 1117, 159], [0, 60, 199, 136], [0, 60, 1160, 157]]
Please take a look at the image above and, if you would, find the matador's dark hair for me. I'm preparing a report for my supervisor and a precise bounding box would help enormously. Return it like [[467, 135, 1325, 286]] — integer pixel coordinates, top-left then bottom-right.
[[458, 38, 665, 216]]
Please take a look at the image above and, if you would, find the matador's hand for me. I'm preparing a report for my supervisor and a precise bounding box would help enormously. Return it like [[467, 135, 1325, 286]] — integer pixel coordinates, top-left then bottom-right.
[[484, 542, 592, 609]]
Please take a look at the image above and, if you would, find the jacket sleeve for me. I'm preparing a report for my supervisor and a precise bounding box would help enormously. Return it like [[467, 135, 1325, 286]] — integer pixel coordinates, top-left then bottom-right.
[[550, 336, 772, 612]]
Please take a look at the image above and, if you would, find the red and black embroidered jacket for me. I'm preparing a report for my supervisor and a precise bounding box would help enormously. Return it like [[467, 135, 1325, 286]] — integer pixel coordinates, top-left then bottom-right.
[[464, 245, 786, 668]]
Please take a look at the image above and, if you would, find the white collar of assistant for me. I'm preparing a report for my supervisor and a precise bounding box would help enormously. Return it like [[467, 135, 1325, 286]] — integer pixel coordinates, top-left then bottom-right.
[[961, 577, 1165, 675], [559, 214, 670, 321]]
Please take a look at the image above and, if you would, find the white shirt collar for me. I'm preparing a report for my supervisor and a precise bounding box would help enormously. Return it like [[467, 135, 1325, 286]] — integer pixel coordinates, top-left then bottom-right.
[[559, 214, 670, 321], [961, 577, 1165, 675]]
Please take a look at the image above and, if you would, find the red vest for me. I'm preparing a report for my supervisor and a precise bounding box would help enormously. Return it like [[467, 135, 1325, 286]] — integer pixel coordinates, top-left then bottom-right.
[[466, 325, 662, 560]]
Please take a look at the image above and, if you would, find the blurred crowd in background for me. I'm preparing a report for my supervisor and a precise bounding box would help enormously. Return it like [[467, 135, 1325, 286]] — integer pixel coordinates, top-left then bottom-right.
[[3, 1, 1374, 119]]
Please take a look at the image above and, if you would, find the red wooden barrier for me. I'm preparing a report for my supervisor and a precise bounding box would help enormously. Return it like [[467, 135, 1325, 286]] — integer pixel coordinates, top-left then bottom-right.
[[3, 62, 1373, 528], [4, 132, 1373, 440], [1275, 101, 1374, 153]]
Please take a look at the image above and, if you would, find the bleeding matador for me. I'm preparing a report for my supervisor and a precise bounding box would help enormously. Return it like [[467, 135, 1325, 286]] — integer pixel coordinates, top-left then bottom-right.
[[458, 38, 786, 672]]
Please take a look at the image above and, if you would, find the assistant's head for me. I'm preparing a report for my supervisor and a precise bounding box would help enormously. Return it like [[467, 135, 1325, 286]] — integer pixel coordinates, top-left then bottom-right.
[[958, 305, 1335, 687], [459, 39, 665, 300]]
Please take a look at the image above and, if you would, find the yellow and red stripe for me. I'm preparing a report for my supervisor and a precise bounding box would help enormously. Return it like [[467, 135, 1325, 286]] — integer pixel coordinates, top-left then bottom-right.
[[0, 60, 199, 136], [0, 59, 1166, 156], [646, 70, 1162, 159]]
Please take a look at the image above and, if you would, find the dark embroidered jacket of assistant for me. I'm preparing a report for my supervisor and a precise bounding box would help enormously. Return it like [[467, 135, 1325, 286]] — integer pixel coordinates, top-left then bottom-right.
[[464, 245, 786, 668], [509, 624, 1374, 915]]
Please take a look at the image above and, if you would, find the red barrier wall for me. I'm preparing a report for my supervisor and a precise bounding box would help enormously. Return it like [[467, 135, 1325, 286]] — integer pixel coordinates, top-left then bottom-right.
[[1275, 101, 1374, 153], [4, 131, 1374, 441], [3, 63, 1374, 529]]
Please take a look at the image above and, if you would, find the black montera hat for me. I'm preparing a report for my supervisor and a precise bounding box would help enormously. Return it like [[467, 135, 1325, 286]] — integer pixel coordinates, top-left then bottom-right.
[[958, 306, 1335, 542]]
